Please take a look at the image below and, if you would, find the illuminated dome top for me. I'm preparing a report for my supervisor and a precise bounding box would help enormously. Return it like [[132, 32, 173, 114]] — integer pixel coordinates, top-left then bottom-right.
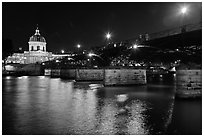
[[29, 27, 46, 43]]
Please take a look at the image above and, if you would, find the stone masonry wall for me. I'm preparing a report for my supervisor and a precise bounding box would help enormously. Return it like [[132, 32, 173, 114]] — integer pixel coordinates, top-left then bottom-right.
[[51, 69, 60, 78], [176, 69, 201, 98], [60, 69, 76, 79], [44, 69, 51, 76], [104, 69, 146, 86], [76, 69, 104, 81]]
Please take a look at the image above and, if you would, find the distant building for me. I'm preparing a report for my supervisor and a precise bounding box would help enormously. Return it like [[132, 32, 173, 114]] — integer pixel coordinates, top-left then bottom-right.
[[24, 27, 53, 64], [6, 26, 53, 64]]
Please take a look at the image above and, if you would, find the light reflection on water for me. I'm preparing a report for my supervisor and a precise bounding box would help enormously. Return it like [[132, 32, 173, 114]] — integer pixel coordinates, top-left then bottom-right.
[[2, 76, 201, 135]]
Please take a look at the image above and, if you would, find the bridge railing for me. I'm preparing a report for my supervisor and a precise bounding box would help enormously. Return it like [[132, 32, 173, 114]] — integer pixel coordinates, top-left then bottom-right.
[[185, 23, 202, 32], [115, 22, 201, 45], [147, 22, 201, 41]]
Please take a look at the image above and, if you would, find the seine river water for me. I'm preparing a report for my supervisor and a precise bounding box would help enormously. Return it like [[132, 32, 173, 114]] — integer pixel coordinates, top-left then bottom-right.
[[2, 75, 201, 135]]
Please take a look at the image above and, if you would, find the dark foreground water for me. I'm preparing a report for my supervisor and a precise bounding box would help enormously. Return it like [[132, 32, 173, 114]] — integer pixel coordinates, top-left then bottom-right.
[[2, 76, 201, 135]]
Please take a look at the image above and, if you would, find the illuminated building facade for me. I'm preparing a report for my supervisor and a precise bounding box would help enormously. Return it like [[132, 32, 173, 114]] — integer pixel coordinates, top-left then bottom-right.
[[6, 27, 53, 64]]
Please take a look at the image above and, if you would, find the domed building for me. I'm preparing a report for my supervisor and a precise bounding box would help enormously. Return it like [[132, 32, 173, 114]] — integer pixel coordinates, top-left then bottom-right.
[[28, 27, 46, 52], [6, 26, 53, 64]]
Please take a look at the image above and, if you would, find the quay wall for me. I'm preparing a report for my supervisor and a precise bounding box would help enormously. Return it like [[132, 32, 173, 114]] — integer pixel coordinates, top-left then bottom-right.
[[104, 69, 147, 86], [176, 69, 202, 98], [44, 69, 51, 76], [21, 64, 43, 76], [60, 69, 76, 79], [48, 68, 147, 86], [75, 69, 104, 81], [4, 64, 43, 76], [51, 69, 60, 78]]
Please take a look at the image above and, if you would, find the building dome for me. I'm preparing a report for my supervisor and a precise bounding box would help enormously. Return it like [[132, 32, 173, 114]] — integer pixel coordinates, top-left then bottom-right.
[[29, 27, 46, 43]]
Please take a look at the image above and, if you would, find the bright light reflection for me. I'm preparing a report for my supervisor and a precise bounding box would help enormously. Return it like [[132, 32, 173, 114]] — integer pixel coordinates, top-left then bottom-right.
[[38, 76, 45, 79], [127, 100, 149, 134], [116, 94, 128, 102]]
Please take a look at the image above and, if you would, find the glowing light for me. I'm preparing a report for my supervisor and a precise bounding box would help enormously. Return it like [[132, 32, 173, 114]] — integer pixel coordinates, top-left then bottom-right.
[[77, 44, 81, 48], [88, 53, 94, 57], [5, 65, 15, 71], [22, 76, 28, 79], [106, 32, 111, 40], [6, 76, 11, 79], [116, 94, 128, 102], [114, 44, 116, 47], [170, 67, 176, 72], [67, 57, 74, 60], [181, 7, 187, 14], [133, 44, 138, 49], [38, 76, 45, 79], [61, 50, 64, 54]]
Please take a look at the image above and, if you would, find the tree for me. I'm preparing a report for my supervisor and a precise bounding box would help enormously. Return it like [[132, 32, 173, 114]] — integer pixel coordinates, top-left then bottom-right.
[[2, 38, 14, 71], [3, 38, 14, 60]]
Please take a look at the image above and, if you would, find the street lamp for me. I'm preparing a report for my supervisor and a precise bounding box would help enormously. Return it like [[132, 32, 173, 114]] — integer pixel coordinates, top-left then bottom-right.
[[181, 7, 187, 14], [105, 32, 112, 45], [106, 32, 111, 40], [61, 50, 64, 54], [133, 44, 138, 49], [180, 6, 188, 39], [180, 6, 188, 26], [77, 44, 81, 49]]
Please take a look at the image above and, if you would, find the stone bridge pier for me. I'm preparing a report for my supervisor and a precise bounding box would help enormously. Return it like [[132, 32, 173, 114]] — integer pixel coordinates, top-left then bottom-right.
[[176, 64, 201, 98]]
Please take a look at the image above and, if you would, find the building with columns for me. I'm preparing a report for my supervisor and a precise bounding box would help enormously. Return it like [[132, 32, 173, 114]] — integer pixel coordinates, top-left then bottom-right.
[[6, 27, 53, 64], [28, 27, 47, 52]]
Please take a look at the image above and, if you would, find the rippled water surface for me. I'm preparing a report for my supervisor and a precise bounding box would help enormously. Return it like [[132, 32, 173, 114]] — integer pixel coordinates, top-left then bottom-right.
[[2, 76, 201, 135]]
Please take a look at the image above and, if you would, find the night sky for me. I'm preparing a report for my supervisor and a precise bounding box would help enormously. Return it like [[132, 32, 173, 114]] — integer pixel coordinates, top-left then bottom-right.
[[3, 2, 201, 53]]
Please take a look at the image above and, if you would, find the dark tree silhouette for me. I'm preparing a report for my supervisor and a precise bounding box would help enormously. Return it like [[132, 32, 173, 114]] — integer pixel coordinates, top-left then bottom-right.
[[3, 38, 14, 60]]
